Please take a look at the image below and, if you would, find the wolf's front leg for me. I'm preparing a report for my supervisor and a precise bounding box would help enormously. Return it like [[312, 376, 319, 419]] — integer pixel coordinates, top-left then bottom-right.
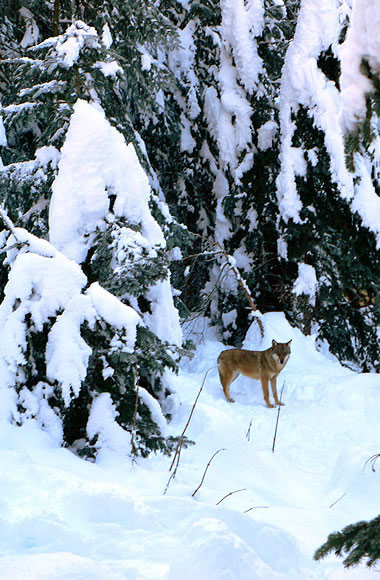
[[261, 378, 274, 408], [270, 376, 285, 406]]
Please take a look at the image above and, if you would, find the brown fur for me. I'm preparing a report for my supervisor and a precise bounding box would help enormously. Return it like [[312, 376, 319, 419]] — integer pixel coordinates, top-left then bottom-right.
[[217, 339, 291, 408]]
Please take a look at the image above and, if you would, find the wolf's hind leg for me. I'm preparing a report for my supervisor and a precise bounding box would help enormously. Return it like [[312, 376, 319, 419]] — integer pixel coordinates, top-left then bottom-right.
[[218, 366, 236, 403]]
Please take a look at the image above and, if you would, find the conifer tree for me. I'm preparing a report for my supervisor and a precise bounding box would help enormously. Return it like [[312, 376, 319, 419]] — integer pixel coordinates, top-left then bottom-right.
[[274, 0, 379, 370], [155, 0, 301, 344], [156, 0, 379, 372], [0, 7, 183, 457]]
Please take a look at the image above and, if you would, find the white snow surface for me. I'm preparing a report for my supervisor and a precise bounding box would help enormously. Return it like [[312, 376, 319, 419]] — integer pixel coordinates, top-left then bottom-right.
[[340, 0, 380, 132], [1, 312, 379, 579]]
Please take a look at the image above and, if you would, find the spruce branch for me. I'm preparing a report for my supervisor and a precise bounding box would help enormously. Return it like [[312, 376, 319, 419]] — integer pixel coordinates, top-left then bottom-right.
[[314, 514, 380, 568], [192, 449, 226, 498]]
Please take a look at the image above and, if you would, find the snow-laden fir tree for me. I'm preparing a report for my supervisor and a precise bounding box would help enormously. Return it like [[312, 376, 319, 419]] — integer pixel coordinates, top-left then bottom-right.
[[154, 0, 300, 342], [315, 0, 380, 567], [0, 0, 379, 459], [275, 0, 379, 369], [0, 11, 184, 457], [156, 0, 379, 370]]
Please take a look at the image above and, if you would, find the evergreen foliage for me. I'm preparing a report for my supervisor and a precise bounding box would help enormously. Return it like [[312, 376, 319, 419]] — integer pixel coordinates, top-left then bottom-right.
[[282, 106, 379, 370], [314, 514, 380, 568]]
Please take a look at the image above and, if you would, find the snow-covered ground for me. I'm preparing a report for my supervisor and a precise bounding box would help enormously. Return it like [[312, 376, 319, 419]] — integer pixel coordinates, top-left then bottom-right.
[[0, 312, 379, 579]]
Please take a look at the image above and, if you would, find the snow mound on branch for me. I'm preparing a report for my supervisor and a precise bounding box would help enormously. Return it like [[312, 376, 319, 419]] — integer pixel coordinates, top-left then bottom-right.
[[0, 229, 141, 411], [340, 0, 380, 132], [35, 21, 99, 68], [46, 294, 96, 406], [49, 99, 164, 264], [0, 230, 87, 412], [87, 392, 133, 456], [293, 263, 318, 306], [87, 282, 140, 344], [221, 0, 264, 95], [277, 0, 353, 222], [49, 99, 182, 346]]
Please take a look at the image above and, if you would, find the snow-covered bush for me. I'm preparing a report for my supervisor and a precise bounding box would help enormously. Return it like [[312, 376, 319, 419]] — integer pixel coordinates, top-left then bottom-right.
[[0, 218, 181, 458]]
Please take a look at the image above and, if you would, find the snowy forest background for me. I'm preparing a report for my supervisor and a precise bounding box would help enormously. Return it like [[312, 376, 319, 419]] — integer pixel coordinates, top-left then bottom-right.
[[0, 0, 378, 458], [0, 0, 380, 577]]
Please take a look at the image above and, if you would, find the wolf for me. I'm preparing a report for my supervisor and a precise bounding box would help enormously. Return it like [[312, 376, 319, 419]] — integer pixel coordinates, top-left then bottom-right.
[[217, 339, 291, 407]]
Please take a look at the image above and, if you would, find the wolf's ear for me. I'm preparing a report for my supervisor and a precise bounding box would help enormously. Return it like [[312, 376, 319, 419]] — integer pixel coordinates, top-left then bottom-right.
[[272, 339, 277, 347], [287, 340, 292, 346]]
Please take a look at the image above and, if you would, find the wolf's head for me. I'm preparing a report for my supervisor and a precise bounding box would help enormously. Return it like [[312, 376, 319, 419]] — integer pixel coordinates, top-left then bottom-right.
[[271, 339, 291, 366]]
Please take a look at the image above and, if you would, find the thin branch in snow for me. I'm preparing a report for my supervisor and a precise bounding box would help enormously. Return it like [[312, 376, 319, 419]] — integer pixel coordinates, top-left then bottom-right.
[[215, 242, 264, 338], [0, 207, 29, 253], [0, 207, 20, 241], [244, 506, 269, 514], [192, 449, 226, 498], [216, 488, 247, 506], [246, 418, 254, 441], [130, 364, 140, 462], [364, 454, 380, 472], [164, 366, 214, 495], [272, 381, 285, 453], [329, 493, 347, 509], [0, 242, 27, 254]]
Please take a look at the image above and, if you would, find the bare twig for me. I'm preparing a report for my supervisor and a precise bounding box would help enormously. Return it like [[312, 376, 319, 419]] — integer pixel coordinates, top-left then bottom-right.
[[169, 368, 210, 471], [364, 454, 380, 472], [0, 242, 26, 254], [192, 449, 226, 498], [215, 242, 264, 338], [0, 208, 30, 255], [130, 365, 140, 462], [329, 493, 347, 509], [272, 381, 285, 453], [0, 207, 19, 240], [216, 488, 247, 506], [246, 418, 254, 441], [164, 366, 214, 494], [244, 506, 269, 513]]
